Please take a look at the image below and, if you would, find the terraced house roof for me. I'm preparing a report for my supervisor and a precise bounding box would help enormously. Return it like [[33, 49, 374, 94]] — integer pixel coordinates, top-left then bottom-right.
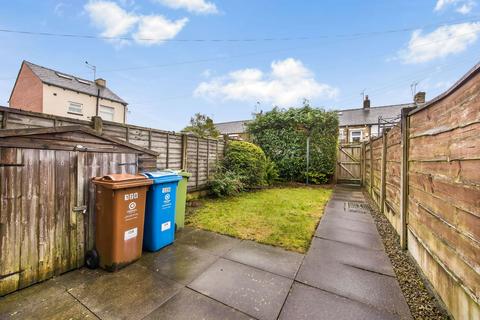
[[22, 61, 127, 105]]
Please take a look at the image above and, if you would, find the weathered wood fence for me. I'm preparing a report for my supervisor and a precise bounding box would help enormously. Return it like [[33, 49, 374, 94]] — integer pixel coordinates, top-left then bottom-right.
[[0, 126, 156, 296], [0, 106, 225, 190], [360, 66, 480, 320]]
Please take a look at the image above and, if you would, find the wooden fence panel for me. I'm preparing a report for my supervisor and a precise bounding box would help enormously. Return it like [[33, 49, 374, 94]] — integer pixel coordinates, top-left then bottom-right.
[[0, 106, 225, 190], [360, 70, 480, 319]]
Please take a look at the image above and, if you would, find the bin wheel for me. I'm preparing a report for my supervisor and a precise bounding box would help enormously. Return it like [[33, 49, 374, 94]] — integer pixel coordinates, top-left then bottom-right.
[[85, 250, 99, 269]]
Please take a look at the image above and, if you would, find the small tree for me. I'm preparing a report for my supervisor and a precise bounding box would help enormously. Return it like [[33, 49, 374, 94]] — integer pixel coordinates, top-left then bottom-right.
[[182, 113, 220, 138]]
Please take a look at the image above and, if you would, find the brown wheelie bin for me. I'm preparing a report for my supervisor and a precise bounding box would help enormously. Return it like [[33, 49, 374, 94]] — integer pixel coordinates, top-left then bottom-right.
[[90, 174, 153, 271]]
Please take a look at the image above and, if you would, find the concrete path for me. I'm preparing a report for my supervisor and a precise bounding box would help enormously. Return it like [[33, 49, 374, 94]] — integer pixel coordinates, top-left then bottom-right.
[[0, 185, 411, 320]]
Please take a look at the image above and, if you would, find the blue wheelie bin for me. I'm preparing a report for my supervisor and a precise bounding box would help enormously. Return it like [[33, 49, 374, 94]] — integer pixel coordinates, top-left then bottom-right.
[[142, 171, 182, 251]]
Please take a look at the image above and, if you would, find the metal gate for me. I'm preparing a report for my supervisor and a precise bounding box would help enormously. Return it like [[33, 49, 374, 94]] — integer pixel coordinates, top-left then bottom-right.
[[336, 143, 362, 184]]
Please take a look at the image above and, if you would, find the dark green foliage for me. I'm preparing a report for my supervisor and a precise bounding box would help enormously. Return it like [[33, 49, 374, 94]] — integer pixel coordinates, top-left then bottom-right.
[[182, 113, 220, 138], [305, 172, 328, 184], [247, 103, 338, 183], [222, 141, 267, 187], [209, 170, 245, 197], [265, 158, 279, 185]]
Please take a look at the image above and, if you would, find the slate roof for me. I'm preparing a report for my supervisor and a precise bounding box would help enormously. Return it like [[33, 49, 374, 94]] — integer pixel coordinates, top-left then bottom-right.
[[337, 103, 414, 127], [215, 120, 251, 134], [21, 61, 127, 105]]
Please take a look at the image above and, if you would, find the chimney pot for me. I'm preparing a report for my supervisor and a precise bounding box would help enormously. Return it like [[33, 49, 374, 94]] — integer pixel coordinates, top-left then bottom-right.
[[363, 95, 370, 109], [95, 78, 106, 87], [414, 91, 426, 104]]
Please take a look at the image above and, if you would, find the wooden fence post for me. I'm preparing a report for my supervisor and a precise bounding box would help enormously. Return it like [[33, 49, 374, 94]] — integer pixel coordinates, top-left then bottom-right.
[[181, 134, 188, 170], [2, 111, 8, 129], [206, 138, 210, 180], [369, 138, 373, 196], [196, 137, 200, 189], [166, 132, 170, 168], [92, 116, 103, 134], [380, 131, 387, 213], [148, 129, 152, 150], [361, 141, 366, 186], [399, 108, 410, 250]]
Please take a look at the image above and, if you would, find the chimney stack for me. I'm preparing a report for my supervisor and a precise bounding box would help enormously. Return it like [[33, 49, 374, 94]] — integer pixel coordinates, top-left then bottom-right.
[[414, 91, 426, 104], [95, 78, 106, 87], [363, 95, 370, 109]]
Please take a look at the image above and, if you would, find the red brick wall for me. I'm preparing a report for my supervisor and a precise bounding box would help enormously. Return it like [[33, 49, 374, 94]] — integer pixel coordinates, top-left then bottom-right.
[[9, 63, 43, 112]]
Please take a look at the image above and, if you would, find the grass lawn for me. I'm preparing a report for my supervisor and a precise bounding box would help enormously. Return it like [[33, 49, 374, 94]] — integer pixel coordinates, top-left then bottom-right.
[[186, 186, 332, 253]]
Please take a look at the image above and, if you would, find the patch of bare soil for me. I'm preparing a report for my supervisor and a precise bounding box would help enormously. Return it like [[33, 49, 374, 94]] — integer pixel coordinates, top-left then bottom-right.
[[364, 193, 450, 320]]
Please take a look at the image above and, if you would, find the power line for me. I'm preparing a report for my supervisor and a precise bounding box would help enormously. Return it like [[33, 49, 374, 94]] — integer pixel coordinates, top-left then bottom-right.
[[0, 16, 479, 43]]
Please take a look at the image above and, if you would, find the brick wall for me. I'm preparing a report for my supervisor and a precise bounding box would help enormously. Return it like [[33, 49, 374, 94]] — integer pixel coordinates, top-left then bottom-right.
[[9, 63, 43, 113]]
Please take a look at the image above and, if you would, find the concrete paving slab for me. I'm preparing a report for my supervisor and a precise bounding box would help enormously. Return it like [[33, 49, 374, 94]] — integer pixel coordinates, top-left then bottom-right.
[[188, 258, 292, 320], [138, 242, 218, 284], [325, 203, 373, 223], [309, 237, 395, 276], [176, 229, 241, 256], [175, 226, 196, 241], [279, 282, 399, 320], [68, 263, 182, 320], [321, 214, 379, 235], [296, 241, 411, 318], [0, 280, 97, 320], [223, 240, 304, 279], [144, 288, 253, 320], [315, 224, 384, 250], [52, 267, 107, 290]]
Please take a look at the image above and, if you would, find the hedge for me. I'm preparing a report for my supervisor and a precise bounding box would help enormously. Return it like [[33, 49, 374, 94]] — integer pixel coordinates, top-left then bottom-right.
[[247, 105, 338, 183]]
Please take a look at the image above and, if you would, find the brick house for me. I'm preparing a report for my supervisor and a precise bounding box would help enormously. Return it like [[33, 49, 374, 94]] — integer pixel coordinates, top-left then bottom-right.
[[9, 61, 128, 123]]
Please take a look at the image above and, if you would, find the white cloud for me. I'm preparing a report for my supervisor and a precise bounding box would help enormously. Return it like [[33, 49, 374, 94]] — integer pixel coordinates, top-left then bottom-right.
[[155, 0, 218, 14], [85, 1, 138, 38], [194, 58, 339, 106], [457, 2, 475, 13], [84, 0, 188, 45], [434, 0, 476, 14], [134, 15, 188, 45], [398, 22, 480, 63]]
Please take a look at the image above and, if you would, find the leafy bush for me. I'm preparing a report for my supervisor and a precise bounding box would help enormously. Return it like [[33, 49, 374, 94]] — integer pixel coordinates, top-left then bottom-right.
[[209, 170, 245, 197], [265, 158, 279, 185], [247, 103, 338, 183], [305, 172, 328, 184], [222, 141, 267, 187]]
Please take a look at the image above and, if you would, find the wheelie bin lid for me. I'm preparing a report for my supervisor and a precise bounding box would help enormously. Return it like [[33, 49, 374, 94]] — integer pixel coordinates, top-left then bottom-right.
[[142, 171, 182, 184], [92, 173, 153, 189], [164, 169, 192, 178]]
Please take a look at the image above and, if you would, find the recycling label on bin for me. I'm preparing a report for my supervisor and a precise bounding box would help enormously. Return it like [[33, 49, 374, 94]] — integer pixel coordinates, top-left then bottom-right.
[[161, 187, 172, 209], [125, 192, 139, 221], [161, 221, 171, 231], [124, 227, 138, 241]]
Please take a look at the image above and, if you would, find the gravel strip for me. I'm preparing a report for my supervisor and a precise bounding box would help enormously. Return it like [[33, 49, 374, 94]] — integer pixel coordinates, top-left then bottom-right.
[[363, 192, 450, 320]]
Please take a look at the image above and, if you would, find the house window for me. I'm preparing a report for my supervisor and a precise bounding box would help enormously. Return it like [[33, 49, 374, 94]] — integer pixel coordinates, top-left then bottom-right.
[[350, 130, 362, 142], [99, 105, 115, 121], [68, 102, 83, 115]]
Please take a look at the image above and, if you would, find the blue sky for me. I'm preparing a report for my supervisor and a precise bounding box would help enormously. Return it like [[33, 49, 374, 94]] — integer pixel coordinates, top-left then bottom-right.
[[0, 0, 479, 130]]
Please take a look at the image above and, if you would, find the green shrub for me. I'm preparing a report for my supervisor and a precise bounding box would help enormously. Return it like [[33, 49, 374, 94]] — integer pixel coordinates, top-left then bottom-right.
[[305, 172, 328, 184], [247, 103, 338, 183], [222, 141, 267, 187], [265, 158, 279, 185], [209, 170, 245, 197]]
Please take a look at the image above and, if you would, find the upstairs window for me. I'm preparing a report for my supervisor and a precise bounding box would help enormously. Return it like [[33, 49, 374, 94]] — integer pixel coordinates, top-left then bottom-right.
[[68, 102, 83, 115], [99, 105, 115, 121], [350, 130, 362, 142]]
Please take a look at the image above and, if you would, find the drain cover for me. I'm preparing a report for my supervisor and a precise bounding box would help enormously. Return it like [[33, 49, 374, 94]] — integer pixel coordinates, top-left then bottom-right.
[[346, 202, 370, 213]]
